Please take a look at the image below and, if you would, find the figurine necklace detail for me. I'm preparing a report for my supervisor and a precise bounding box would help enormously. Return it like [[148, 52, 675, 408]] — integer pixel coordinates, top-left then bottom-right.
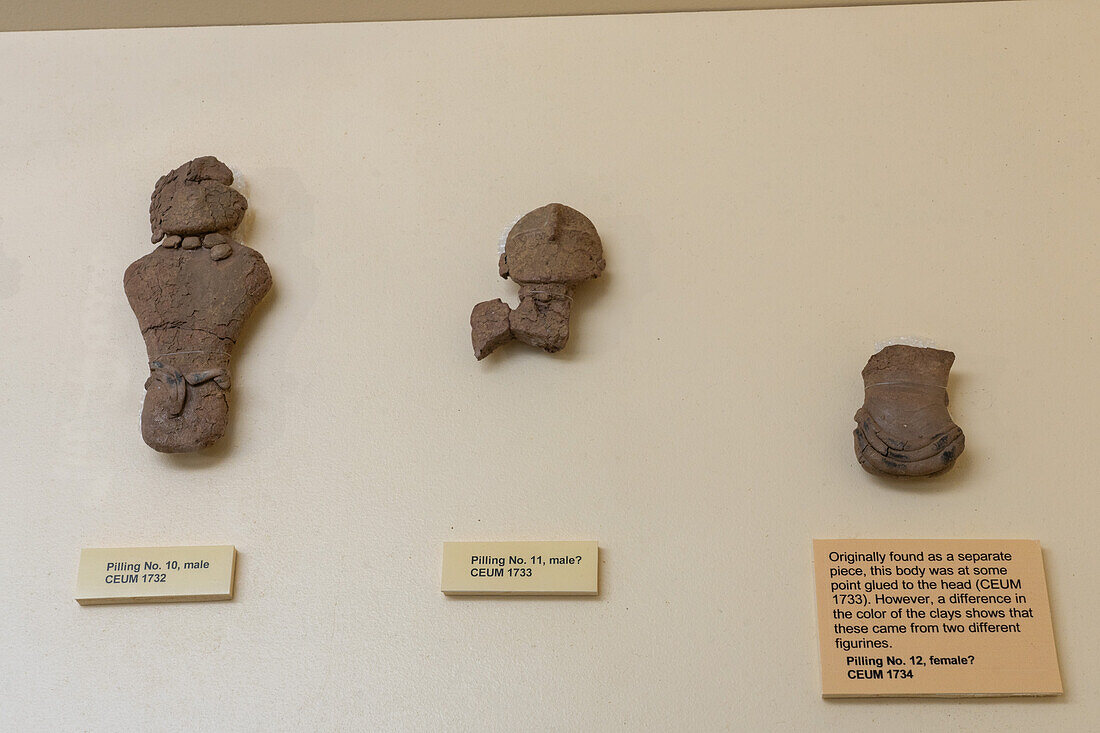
[[124, 156, 272, 452]]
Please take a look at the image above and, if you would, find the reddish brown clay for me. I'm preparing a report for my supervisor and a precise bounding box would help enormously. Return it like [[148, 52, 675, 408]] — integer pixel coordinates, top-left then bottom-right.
[[124, 156, 272, 452], [853, 345, 964, 477], [471, 204, 605, 359]]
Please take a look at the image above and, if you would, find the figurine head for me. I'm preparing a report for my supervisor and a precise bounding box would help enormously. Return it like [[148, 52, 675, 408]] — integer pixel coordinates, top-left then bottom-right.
[[499, 203, 605, 284], [149, 156, 248, 243]]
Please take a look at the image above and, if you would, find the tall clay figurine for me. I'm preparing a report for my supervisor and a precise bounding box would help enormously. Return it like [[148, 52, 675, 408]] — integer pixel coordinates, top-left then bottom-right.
[[853, 344, 965, 477], [124, 156, 272, 452], [471, 203, 605, 360]]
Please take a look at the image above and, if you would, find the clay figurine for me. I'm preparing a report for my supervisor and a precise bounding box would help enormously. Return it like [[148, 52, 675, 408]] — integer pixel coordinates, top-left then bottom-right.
[[853, 344, 964, 477], [471, 203, 605, 359], [124, 156, 272, 452]]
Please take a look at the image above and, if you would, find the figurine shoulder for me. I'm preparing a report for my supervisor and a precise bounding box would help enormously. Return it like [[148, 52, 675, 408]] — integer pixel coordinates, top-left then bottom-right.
[[233, 244, 273, 296], [123, 248, 162, 292]]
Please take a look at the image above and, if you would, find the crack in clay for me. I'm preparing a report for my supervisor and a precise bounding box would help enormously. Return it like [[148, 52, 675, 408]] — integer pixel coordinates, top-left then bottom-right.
[[141, 323, 237, 345]]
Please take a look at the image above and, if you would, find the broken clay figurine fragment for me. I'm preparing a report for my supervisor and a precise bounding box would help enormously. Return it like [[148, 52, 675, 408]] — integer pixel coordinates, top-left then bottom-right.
[[124, 156, 272, 452], [471, 203, 605, 359], [853, 344, 964, 477]]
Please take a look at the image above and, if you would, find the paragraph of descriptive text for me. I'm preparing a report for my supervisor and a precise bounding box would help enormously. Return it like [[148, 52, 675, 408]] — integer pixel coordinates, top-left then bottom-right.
[[813, 539, 1061, 697]]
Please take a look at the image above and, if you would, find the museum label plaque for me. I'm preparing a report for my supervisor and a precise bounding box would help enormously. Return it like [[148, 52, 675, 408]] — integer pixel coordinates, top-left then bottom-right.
[[76, 545, 237, 605], [442, 541, 598, 596], [813, 539, 1062, 697]]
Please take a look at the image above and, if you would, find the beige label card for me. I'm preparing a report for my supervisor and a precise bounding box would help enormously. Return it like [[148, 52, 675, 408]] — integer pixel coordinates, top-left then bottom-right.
[[76, 545, 237, 605], [813, 539, 1062, 697], [442, 541, 598, 596]]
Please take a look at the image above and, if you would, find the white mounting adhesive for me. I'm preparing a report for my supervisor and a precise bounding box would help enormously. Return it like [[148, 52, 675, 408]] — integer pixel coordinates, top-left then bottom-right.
[[874, 336, 938, 351], [498, 212, 524, 255]]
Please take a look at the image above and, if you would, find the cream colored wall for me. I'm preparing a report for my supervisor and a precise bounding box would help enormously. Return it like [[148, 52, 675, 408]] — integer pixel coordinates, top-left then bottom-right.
[[1, 1, 1097, 730]]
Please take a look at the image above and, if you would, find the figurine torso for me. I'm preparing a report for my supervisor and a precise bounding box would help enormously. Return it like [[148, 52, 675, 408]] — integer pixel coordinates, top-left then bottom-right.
[[124, 243, 271, 370]]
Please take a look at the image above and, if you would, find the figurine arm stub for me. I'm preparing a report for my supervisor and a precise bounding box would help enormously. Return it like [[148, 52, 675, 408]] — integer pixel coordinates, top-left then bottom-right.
[[471, 299, 514, 360]]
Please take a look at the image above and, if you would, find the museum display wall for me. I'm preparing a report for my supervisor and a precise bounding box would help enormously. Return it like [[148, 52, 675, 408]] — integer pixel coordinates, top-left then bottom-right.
[[1, 0, 1098, 729]]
